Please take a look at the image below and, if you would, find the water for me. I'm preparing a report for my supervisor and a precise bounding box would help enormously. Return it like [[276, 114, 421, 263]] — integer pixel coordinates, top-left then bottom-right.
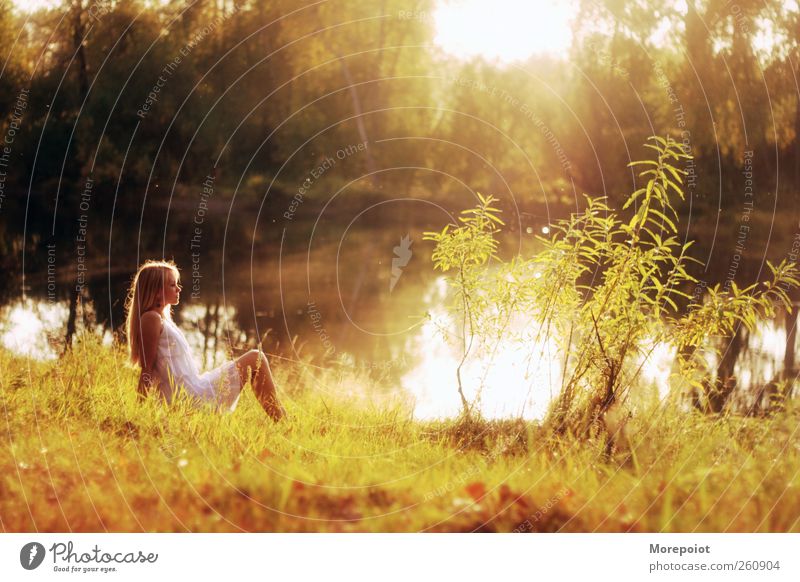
[[3, 192, 793, 419]]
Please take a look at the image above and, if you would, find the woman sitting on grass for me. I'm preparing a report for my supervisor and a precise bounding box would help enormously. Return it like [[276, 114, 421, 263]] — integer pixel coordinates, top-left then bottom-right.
[[125, 259, 285, 421]]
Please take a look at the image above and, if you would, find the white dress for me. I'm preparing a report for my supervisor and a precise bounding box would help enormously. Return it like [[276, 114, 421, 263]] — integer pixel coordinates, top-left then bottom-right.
[[153, 317, 242, 412]]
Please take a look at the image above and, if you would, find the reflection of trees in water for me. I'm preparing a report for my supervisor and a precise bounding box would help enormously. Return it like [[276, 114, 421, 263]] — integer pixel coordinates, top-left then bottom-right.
[[684, 303, 799, 416], [4, 215, 430, 374], [2, 265, 798, 414], [4, 184, 799, 405]]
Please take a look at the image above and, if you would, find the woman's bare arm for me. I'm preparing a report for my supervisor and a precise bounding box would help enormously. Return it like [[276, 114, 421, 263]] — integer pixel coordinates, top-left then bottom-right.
[[136, 311, 163, 399]]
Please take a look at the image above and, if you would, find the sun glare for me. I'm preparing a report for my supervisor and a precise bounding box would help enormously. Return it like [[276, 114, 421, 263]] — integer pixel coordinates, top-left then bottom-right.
[[433, 0, 576, 63], [10, 0, 60, 13], [10, 0, 169, 13], [402, 279, 563, 420], [0, 299, 67, 360]]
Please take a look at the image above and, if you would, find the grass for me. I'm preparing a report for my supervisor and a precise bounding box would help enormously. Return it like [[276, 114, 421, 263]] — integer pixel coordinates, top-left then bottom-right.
[[1, 332, 799, 532]]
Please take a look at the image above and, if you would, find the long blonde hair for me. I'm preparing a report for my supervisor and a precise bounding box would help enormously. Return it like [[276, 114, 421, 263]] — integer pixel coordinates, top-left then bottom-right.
[[124, 259, 179, 366]]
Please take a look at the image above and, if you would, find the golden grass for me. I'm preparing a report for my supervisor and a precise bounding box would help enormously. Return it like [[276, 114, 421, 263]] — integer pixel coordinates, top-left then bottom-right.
[[1, 332, 798, 532]]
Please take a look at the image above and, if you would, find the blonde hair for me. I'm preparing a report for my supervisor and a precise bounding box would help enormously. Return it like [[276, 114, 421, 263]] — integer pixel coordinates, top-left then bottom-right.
[[124, 259, 179, 366]]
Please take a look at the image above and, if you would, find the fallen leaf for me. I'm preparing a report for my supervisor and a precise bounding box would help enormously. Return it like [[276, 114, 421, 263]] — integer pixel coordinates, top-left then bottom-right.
[[465, 481, 487, 502]]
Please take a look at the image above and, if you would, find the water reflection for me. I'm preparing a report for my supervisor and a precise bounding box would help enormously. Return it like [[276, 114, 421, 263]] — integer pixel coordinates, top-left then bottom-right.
[[736, 320, 788, 388], [0, 298, 241, 366], [3, 265, 796, 421], [401, 278, 562, 420], [1, 284, 795, 419], [0, 298, 69, 360], [400, 280, 796, 419]]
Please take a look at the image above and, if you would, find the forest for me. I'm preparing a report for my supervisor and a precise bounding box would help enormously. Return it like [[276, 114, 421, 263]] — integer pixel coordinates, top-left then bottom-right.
[[1, 0, 799, 534]]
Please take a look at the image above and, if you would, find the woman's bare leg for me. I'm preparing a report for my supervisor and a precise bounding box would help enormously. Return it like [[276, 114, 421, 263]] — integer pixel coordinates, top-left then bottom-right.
[[235, 349, 286, 421]]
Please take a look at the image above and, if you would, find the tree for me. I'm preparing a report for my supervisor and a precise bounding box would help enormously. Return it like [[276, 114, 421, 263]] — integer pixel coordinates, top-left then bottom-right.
[[426, 136, 798, 446]]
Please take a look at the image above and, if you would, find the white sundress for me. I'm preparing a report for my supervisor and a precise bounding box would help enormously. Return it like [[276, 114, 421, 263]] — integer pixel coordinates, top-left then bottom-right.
[[153, 317, 242, 412]]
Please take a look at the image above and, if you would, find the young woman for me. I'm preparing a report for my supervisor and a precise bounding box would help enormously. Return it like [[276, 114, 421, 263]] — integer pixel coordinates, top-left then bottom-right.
[[124, 259, 285, 421]]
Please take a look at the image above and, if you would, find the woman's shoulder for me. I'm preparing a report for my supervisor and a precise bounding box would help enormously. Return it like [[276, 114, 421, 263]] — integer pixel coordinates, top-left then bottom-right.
[[141, 309, 164, 322], [140, 310, 165, 332]]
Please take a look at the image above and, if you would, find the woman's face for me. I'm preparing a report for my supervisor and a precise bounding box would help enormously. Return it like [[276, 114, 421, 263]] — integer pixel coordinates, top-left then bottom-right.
[[161, 269, 182, 306]]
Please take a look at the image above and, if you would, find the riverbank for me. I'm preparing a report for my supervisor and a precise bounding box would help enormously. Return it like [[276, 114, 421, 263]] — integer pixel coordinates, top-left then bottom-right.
[[1, 333, 798, 532]]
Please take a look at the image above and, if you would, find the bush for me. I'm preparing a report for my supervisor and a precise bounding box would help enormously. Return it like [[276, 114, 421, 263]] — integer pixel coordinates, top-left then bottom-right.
[[425, 136, 798, 444]]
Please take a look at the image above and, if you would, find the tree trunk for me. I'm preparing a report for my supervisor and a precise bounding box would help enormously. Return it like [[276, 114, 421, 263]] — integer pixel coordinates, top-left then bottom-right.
[[71, 0, 89, 101], [794, 64, 800, 205], [62, 288, 79, 355], [708, 326, 747, 413], [784, 306, 797, 380]]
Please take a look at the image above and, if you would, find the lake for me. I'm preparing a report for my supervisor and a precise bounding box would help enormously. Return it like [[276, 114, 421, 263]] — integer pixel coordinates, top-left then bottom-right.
[[1, 185, 793, 419]]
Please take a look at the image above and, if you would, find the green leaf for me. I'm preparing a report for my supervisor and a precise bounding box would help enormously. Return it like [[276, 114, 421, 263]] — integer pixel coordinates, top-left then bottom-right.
[[649, 208, 677, 232], [664, 178, 684, 198], [664, 164, 686, 183], [623, 188, 647, 209]]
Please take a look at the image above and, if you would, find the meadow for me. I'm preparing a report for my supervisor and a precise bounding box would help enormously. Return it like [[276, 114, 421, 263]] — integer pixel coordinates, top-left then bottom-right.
[[1, 332, 798, 533]]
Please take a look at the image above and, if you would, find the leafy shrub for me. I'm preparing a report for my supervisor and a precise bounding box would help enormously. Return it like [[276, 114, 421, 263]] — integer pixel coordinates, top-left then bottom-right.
[[425, 136, 798, 443]]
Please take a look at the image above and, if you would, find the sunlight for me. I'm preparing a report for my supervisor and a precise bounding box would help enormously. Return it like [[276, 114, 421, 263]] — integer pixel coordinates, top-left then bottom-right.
[[0, 299, 68, 360], [735, 319, 786, 386], [9, 0, 60, 12], [638, 341, 676, 400], [752, 16, 788, 63], [402, 279, 562, 420], [10, 0, 169, 13], [433, 0, 576, 63], [402, 280, 795, 419]]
